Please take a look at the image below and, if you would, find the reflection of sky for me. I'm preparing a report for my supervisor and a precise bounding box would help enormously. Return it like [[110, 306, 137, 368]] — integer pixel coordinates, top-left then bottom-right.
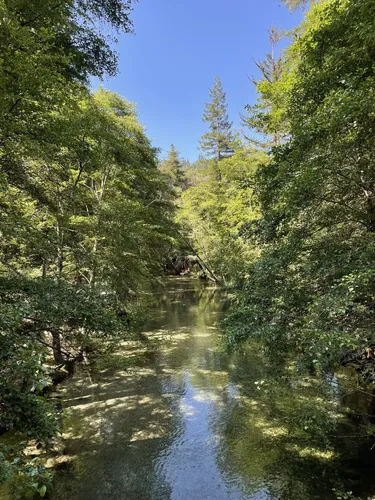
[[159, 375, 257, 500], [153, 293, 271, 500]]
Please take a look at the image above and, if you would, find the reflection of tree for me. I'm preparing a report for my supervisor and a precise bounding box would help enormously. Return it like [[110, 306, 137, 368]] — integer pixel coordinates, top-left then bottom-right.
[[51, 361, 181, 499], [149, 280, 375, 499], [51, 279, 375, 499], [215, 346, 375, 499], [51, 278, 218, 500]]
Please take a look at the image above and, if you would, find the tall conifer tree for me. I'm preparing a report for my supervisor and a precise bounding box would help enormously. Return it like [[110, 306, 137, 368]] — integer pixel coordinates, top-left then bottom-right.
[[199, 77, 234, 177], [159, 144, 186, 189]]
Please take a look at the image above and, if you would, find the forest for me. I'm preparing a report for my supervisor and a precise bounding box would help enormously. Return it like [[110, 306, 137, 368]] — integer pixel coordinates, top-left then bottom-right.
[[1, 0, 375, 498]]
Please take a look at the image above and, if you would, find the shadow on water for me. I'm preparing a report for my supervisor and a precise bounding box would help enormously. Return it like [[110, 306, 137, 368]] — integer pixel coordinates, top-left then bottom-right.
[[50, 278, 375, 500]]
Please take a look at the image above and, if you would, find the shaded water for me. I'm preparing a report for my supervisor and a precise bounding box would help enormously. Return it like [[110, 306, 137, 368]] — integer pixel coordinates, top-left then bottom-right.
[[51, 278, 375, 499]]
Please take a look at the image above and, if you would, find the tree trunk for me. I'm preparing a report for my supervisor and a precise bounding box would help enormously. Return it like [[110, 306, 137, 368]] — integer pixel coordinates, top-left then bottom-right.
[[51, 330, 65, 365], [367, 194, 375, 232], [42, 259, 48, 278], [56, 219, 64, 277], [89, 236, 97, 288]]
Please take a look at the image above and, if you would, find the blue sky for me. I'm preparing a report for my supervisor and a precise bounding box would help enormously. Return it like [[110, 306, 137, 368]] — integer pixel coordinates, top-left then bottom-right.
[[94, 0, 303, 162]]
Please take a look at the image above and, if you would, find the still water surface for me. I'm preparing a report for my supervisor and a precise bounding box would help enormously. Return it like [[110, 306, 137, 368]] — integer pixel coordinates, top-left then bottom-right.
[[52, 278, 375, 499]]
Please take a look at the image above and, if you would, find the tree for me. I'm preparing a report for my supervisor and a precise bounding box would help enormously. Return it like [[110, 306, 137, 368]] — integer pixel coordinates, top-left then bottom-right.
[[199, 77, 234, 179], [159, 144, 186, 190], [225, 0, 375, 377], [179, 146, 265, 283], [0, 0, 136, 210], [242, 27, 285, 148]]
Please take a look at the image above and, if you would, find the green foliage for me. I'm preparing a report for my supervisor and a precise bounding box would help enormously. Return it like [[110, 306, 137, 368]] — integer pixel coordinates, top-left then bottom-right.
[[0, 454, 52, 499], [0, 275, 132, 440], [179, 147, 266, 283], [242, 27, 287, 148], [159, 144, 187, 191], [224, 0, 375, 380], [0, 0, 136, 204], [1, 86, 176, 292]]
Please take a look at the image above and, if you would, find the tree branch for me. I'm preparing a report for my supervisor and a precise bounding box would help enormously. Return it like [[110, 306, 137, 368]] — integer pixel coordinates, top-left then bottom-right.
[[0, 259, 25, 277], [19, 2, 64, 28]]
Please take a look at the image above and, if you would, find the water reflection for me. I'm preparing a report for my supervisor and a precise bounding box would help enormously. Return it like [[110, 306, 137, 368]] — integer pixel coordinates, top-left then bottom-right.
[[51, 278, 375, 499]]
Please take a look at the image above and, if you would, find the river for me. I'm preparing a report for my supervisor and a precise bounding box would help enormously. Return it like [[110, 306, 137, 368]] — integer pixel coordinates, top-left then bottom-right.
[[50, 278, 375, 500]]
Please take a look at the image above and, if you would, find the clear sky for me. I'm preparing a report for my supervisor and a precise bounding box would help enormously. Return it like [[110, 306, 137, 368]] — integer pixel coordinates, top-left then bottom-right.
[[94, 0, 303, 162]]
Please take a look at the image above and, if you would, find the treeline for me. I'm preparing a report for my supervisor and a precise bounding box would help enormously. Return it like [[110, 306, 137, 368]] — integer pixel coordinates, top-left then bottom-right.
[[0, 0, 176, 494], [178, 0, 375, 377]]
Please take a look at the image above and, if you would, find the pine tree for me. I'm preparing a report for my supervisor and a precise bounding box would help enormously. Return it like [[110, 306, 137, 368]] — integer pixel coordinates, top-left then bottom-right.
[[159, 144, 186, 189], [199, 77, 234, 170]]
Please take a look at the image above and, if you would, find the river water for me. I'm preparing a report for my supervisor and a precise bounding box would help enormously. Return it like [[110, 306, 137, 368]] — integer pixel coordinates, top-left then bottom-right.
[[50, 278, 375, 500]]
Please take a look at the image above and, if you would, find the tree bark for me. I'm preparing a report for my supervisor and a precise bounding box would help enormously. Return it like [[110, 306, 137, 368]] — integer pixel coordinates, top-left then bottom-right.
[[51, 330, 65, 365], [56, 218, 64, 277]]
